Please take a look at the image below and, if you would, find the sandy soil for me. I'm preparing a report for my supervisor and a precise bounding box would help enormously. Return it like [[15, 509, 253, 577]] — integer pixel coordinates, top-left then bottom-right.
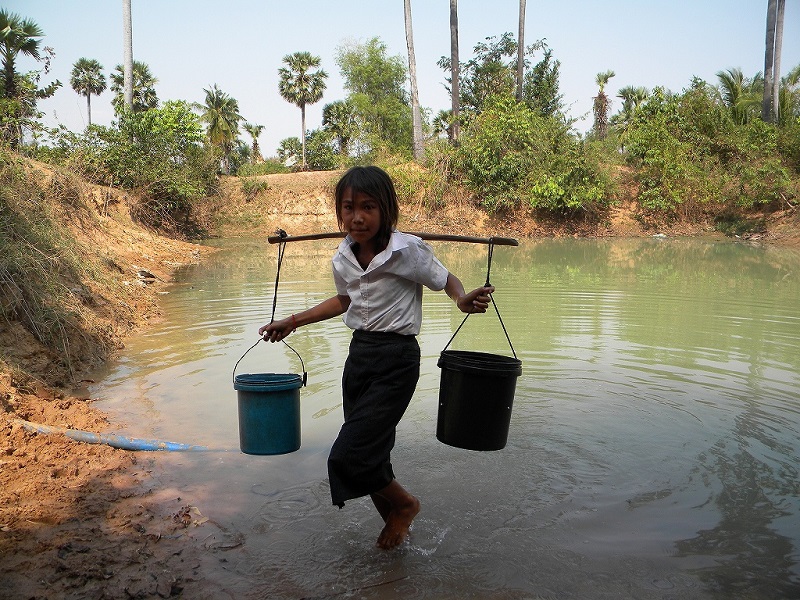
[[1, 167, 798, 600]]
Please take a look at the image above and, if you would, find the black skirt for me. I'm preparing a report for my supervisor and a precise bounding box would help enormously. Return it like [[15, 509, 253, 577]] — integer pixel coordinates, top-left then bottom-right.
[[328, 330, 420, 507]]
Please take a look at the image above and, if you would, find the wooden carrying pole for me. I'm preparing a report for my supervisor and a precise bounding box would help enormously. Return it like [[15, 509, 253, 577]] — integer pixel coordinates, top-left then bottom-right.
[[267, 231, 518, 246]]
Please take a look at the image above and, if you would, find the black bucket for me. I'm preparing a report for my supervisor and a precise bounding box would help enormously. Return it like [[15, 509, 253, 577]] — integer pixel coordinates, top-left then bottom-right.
[[436, 350, 522, 451]]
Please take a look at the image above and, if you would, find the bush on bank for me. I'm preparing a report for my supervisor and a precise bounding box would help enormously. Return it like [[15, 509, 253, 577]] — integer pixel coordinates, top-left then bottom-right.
[[16, 83, 800, 232], [38, 101, 218, 230], [624, 83, 798, 215], [437, 95, 616, 215]]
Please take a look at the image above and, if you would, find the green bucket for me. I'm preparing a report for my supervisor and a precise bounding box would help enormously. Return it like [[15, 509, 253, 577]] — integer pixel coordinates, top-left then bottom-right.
[[234, 373, 303, 455]]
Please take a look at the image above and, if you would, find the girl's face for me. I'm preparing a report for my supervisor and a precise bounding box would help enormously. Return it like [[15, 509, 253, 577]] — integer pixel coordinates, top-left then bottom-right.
[[339, 188, 382, 247]]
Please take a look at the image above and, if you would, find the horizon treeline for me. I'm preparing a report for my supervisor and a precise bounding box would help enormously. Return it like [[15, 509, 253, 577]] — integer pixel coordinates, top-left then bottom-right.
[[1, 8, 798, 231]]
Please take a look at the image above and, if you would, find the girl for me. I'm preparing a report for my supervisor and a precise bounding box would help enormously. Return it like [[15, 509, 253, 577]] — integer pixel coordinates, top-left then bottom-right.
[[259, 166, 493, 549]]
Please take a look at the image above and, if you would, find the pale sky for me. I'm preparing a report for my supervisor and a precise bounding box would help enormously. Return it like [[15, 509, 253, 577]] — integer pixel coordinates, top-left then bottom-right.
[[7, 0, 800, 156]]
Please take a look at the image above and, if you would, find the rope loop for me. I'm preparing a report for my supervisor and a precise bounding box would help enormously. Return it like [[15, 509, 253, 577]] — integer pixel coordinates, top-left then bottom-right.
[[270, 237, 288, 325], [233, 232, 307, 386]]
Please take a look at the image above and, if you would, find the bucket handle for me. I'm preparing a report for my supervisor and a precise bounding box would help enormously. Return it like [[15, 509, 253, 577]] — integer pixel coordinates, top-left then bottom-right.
[[232, 338, 307, 386], [442, 240, 517, 359], [231, 232, 307, 386], [442, 297, 517, 359]]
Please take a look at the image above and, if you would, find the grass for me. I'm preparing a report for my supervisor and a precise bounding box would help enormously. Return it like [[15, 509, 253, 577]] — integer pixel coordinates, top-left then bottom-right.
[[239, 176, 269, 202], [0, 150, 112, 381]]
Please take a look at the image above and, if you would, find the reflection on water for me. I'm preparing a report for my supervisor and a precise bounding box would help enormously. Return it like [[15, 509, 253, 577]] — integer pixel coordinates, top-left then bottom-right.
[[91, 237, 800, 599]]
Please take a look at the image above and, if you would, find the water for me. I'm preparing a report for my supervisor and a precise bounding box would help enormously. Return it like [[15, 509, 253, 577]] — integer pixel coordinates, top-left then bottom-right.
[[91, 236, 800, 599]]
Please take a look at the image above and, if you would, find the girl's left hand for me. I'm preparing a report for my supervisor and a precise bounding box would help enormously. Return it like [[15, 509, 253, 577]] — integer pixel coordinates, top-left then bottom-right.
[[259, 316, 295, 342], [457, 286, 494, 314]]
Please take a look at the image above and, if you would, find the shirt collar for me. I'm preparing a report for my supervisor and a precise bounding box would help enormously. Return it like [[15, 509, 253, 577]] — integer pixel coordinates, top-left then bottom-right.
[[338, 230, 409, 272]]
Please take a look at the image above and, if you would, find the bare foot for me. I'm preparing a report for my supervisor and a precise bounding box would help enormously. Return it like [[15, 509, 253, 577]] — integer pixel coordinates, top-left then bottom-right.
[[376, 495, 420, 550]]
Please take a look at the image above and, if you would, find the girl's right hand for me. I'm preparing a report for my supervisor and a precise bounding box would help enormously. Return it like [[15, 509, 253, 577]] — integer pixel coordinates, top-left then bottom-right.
[[259, 316, 296, 343], [457, 285, 494, 314]]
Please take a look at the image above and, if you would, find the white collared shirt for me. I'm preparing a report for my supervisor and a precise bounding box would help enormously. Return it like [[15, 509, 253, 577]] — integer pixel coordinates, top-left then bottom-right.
[[332, 231, 449, 335]]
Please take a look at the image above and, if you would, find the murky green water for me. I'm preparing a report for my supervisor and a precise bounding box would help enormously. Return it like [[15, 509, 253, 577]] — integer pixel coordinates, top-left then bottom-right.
[[92, 236, 800, 599]]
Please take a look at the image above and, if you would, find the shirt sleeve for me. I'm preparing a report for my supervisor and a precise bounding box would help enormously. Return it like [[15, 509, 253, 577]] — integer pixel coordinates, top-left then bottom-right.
[[332, 253, 349, 296], [413, 238, 449, 291]]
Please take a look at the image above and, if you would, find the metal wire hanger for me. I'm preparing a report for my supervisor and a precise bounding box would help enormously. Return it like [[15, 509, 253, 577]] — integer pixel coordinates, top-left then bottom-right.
[[441, 239, 517, 358], [233, 233, 307, 385]]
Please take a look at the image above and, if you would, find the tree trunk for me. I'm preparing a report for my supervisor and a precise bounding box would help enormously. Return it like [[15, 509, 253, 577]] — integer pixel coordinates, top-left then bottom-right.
[[404, 0, 424, 161], [516, 0, 526, 102], [449, 0, 460, 143], [3, 62, 16, 104], [122, 0, 134, 110], [87, 94, 92, 126], [593, 93, 609, 140], [300, 103, 307, 169], [772, 0, 785, 122], [762, 0, 777, 121]]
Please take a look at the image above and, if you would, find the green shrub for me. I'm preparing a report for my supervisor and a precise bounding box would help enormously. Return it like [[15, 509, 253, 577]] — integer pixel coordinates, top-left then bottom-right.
[[238, 159, 290, 176], [625, 85, 797, 212], [239, 177, 269, 201], [44, 101, 218, 229], [625, 89, 704, 211], [303, 129, 339, 171], [450, 94, 614, 214], [276, 130, 341, 172], [777, 118, 800, 173]]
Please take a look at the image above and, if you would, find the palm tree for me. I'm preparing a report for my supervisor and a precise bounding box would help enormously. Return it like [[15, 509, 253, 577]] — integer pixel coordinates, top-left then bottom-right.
[[516, 0, 527, 102], [242, 123, 264, 163], [0, 10, 43, 103], [110, 60, 157, 114], [618, 86, 648, 113], [404, 0, 424, 160], [593, 70, 615, 139], [611, 85, 648, 147], [278, 51, 327, 169], [70, 58, 106, 126], [717, 68, 763, 125], [322, 99, 358, 163], [449, 0, 460, 143], [195, 84, 242, 174], [0, 10, 48, 147], [122, 0, 133, 110]]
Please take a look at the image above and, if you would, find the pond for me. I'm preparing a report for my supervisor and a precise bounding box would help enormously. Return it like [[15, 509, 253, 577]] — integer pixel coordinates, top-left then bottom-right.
[[91, 236, 800, 599]]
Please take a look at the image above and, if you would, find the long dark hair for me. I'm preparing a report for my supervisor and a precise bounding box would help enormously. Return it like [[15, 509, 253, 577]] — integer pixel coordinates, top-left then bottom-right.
[[334, 166, 398, 252]]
